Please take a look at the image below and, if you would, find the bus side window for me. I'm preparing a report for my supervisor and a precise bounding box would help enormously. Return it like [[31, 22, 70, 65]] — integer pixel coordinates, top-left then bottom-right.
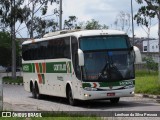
[[71, 36, 81, 80]]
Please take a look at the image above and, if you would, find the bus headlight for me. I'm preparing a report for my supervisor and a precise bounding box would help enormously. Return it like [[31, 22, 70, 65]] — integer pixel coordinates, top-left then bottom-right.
[[84, 87, 97, 91]]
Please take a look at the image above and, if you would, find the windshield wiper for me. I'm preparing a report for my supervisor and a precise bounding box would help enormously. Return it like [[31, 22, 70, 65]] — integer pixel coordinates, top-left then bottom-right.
[[98, 52, 123, 80], [98, 59, 110, 80]]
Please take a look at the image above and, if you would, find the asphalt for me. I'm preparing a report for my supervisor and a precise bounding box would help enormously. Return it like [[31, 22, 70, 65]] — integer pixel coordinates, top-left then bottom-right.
[[2, 82, 160, 101]]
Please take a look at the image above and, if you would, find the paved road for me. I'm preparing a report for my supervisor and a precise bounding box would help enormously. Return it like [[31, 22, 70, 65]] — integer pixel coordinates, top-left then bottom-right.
[[3, 84, 160, 112]]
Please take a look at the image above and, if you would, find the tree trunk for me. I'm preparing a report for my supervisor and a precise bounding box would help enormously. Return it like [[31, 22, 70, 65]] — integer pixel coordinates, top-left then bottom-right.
[[11, 0, 16, 79]]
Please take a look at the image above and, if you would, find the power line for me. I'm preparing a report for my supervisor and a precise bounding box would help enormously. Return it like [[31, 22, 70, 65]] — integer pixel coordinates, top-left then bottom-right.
[[41, 13, 56, 19]]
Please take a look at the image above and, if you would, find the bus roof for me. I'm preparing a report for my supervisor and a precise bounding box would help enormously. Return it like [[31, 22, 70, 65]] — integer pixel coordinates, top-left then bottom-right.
[[22, 29, 127, 45]]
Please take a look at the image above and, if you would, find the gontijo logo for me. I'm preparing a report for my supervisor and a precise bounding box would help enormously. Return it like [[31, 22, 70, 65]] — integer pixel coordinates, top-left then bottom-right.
[[54, 64, 66, 71], [119, 81, 133, 86], [22, 65, 29, 72]]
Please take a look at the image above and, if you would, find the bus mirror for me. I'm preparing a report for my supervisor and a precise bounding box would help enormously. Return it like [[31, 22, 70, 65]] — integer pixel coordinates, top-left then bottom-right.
[[78, 49, 84, 66], [133, 46, 142, 63]]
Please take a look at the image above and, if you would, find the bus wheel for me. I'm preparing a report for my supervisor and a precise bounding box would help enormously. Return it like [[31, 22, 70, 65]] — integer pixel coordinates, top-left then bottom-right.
[[35, 84, 41, 99], [31, 85, 36, 98], [67, 87, 77, 106], [110, 98, 120, 104]]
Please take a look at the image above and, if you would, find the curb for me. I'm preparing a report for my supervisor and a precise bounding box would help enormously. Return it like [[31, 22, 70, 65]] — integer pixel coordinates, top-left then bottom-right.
[[3, 82, 23, 86], [134, 94, 160, 99]]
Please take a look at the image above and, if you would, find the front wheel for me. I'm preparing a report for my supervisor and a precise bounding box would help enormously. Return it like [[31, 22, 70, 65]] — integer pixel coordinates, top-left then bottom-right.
[[67, 87, 77, 106], [110, 98, 120, 104]]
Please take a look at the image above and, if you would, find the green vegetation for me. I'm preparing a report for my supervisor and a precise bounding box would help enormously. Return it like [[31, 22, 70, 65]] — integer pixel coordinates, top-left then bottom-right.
[[31, 117, 100, 120], [3, 76, 23, 84], [142, 57, 158, 71], [0, 32, 21, 66], [135, 70, 160, 95], [0, 117, 101, 120], [0, 110, 100, 119]]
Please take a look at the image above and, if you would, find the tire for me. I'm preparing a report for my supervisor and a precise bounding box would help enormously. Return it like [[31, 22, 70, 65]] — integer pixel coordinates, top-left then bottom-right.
[[110, 98, 120, 104], [35, 83, 42, 99], [31, 85, 36, 98], [67, 87, 77, 106]]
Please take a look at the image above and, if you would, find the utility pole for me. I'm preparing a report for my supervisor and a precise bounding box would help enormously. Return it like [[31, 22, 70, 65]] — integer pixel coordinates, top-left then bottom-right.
[[158, 3, 160, 84], [59, 0, 62, 30], [11, 0, 16, 79], [131, 0, 135, 45], [30, 1, 35, 38]]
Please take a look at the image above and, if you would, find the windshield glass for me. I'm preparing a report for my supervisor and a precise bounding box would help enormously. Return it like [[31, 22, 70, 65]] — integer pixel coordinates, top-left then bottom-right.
[[79, 36, 134, 81], [80, 36, 129, 50]]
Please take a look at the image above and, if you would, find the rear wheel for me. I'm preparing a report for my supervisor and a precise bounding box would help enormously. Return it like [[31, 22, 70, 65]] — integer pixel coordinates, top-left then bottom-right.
[[31, 85, 36, 98], [35, 83, 42, 99], [110, 98, 120, 104], [67, 87, 77, 106]]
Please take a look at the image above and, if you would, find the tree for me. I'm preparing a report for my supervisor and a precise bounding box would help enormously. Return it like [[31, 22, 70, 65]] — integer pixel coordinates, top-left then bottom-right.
[[134, 0, 160, 83], [64, 16, 78, 29], [0, 0, 58, 79], [85, 19, 108, 30], [0, 32, 20, 67], [0, 0, 58, 38], [25, 0, 58, 38], [64, 17, 108, 30], [114, 11, 130, 33], [143, 57, 158, 73], [32, 17, 58, 38], [134, 0, 159, 44]]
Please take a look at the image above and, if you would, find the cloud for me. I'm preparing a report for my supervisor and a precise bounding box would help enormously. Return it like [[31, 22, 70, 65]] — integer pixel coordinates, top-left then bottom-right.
[[134, 24, 158, 39], [16, 0, 158, 39]]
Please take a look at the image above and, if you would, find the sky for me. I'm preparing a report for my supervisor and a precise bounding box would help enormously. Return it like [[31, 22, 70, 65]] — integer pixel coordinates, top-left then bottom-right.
[[17, 0, 158, 39]]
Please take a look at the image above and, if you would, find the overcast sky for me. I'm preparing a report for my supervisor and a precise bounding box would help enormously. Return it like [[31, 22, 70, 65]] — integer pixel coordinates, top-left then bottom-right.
[[17, 0, 158, 39]]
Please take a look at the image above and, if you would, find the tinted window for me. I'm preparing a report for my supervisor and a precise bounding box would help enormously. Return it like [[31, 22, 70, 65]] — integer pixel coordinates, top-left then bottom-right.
[[22, 37, 71, 60], [80, 36, 129, 51]]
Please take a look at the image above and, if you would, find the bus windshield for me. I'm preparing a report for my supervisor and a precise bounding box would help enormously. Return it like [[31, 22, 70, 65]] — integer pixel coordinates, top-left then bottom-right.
[[80, 36, 129, 50], [79, 36, 135, 81]]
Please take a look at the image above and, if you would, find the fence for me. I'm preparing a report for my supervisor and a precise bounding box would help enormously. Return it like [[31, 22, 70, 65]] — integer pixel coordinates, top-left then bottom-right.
[[135, 63, 147, 71]]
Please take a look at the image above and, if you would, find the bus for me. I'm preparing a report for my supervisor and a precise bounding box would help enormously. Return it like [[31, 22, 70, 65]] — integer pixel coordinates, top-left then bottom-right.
[[22, 29, 135, 105]]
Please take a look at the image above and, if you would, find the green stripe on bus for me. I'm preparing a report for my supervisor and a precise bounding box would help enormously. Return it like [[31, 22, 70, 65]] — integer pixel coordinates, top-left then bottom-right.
[[22, 61, 72, 73], [82, 80, 135, 88], [46, 62, 67, 73], [32, 63, 35, 73], [41, 74, 45, 84], [82, 83, 92, 88]]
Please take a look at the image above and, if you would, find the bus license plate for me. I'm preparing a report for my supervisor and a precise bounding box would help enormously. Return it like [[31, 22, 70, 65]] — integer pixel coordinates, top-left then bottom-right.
[[107, 93, 115, 96]]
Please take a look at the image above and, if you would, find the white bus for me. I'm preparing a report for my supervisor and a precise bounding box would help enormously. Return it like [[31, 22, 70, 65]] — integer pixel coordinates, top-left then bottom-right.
[[22, 29, 135, 105]]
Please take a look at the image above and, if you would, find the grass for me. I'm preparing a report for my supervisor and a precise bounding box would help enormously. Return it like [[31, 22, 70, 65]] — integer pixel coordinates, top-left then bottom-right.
[[0, 112, 100, 120], [135, 70, 160, 95], [2, 76, 23, 84], [30, 117, 100, 120], [0, 117, 101, 120]]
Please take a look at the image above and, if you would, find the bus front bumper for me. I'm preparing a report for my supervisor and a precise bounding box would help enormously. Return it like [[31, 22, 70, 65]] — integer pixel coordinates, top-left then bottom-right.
[[79, 88, 134, 100]]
